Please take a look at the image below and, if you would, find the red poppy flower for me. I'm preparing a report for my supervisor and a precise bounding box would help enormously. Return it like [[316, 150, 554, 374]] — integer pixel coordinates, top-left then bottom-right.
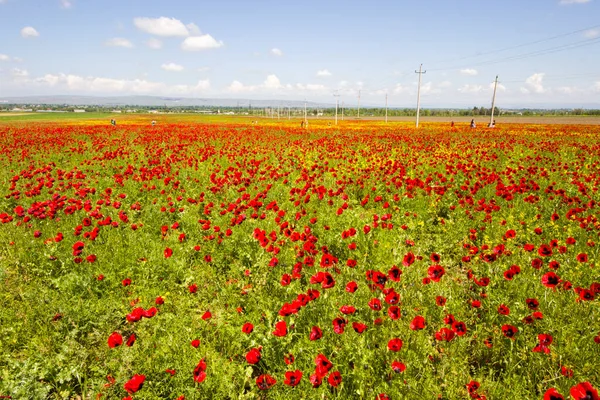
[[523, 243, 535, 252], [526, 298, 539, 310], [391, 360, 406, 373], [284, 353, 295, 365], [155, 296, 164, 305], [193, 359, 207, 383], [452, 321, 467, 336], [164, 247, 173, 258], [501, 324, 518, 339], [191, 339, 200, 348], [309, 325, 323, 341], [122, 278, 132, 286], [107, 332, 123, 348], [466, 380, 480, 395], [188, 283, 198, 293], [369, 298, 382, 311], [538, 244, 553, 257], [256, 374, 276, 390], [402, 252, 415, 267], [273, 320, 287, 337], [543, 388, 565, 400], [577, 253, 589, 263], [543, 388, 564, 400], [310, 374, 322, 388], [385, 291, 400, 305], [352, 322, 367, 333], [541, 272, 561, 288], [387, 338, 403, 351], [201, 310, 212, 320], [579, 289, 595, 301], [388, 306, 401, 320], [165, 369, 176, 376], [332, 317, 347, 334], [427, 265, 445, 282], [531, 258, 543, 269], [126, 333, 136, 347], [560, 365, 574, 378], [345, 281, 358, 293], [388, 265, 403, 281], [124, 374, 145, 394], [327, 371, 342, 387], [410, 316, 426, 330], [435, 327, 455, 342], [246, 348, 261, 364], [570, 382, 599, 400], [498, 304, 510, 315], [242, 322, 254, 334], [436, 296, 447, 306], [283, 370, 302, 387], [142, 307, 158, 318], [340, 305, 356, 315], [315, 354, 333, 378]]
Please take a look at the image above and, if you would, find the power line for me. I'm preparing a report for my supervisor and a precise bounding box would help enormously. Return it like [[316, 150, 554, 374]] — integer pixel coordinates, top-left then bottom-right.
[[428, 36, 600, 72], [428, 24, 600, 66]]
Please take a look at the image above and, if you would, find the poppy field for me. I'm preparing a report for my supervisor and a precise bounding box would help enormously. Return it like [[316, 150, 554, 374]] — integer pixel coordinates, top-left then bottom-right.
[[0, 119, 599, 400]]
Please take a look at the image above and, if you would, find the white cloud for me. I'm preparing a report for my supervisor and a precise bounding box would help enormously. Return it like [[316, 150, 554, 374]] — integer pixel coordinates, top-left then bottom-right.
[[270, 48, 283, 56], [523, 73, 546, 93], [161, 62, 184, 72], [489, 82, 506, 92], [0, 54, 10, 61], [227, 75, 329, 95], [264, 74, 282, 89], [316, 69, 332, 77], [146, 38, 163, 49], [594, 81, 600, 92], [11, 68, 29, 78], [60, 0, 72, 9], [21, 26, 39, 38], [439, 80, 452, 88], [197, 66, 210, 72], [134, 17, 190, 37], [460, 68, 478, 76], [227, 80, 256, 93], [421, 81, 442, 95], [18, 71, 211, 95], [181, 35, 224, 51], [186, 23, 201, 35], [393, 84, 410, 94], [105, 38, 134, 48], [458, 84, 483, 93], [583, 29, 600, 39], [556, 86, 581, 94], [559, 0, 590, 4]]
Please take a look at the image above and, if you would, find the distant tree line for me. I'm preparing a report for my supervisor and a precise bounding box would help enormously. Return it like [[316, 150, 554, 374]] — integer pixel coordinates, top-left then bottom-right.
[[2, 103, 600, 116]]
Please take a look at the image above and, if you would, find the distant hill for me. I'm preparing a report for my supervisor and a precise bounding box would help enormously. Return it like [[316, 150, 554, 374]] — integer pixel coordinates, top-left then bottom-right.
[[0, 95, 332, 108]]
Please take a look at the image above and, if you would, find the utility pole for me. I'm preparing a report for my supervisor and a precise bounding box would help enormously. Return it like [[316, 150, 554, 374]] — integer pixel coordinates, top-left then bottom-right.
[[342, 101, 344, 121], [385, 92, 388, 123], [304, 100, 307, 128], [415, 63, 426, 128], [357, 89, 361, 119], [490, 75, 498, 127], [333, 90, 340, 125]]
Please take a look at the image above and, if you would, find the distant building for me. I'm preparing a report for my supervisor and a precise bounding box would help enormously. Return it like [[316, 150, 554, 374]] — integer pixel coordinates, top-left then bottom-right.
[[73, 109, 86, 113], [111, 110, 122, 113]]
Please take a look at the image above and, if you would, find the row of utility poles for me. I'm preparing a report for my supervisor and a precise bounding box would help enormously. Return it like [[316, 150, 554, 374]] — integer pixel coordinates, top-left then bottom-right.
[[335, 65, 499, 128], [264, 67, 500, 128]]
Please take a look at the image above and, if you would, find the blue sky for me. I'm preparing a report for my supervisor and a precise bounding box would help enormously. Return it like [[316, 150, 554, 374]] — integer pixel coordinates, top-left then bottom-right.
[[1, 0, 599, 107]]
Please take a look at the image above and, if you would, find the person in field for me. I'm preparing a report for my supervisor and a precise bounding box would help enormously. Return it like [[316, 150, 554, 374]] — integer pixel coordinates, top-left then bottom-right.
[[470, 119, 476, 129]]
